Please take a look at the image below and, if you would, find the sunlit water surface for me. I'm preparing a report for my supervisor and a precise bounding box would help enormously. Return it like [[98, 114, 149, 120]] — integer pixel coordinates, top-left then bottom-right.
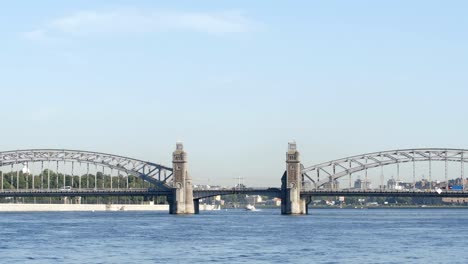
[[1, 208, 467, 263]]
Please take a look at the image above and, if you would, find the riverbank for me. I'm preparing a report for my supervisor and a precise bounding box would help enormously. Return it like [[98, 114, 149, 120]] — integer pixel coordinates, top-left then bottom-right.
[[0, 203, 220, 212], [310, 205, 468, 209]]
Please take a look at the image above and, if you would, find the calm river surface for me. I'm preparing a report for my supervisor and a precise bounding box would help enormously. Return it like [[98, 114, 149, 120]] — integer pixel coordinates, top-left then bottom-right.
[[1, 208, 467, 263]]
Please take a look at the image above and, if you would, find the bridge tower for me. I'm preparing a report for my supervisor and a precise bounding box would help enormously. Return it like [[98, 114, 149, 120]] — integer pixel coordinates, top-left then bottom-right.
[[169, 142, 195, 214], [281, 142, 306, 215]]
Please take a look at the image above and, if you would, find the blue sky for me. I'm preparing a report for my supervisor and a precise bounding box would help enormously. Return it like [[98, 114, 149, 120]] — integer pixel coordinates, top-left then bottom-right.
[[1, 1, 468, 186]]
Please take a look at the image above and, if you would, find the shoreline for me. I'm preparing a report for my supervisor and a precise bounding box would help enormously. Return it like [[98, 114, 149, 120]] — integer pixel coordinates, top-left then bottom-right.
[[309, 206, 468, 209], [0, 203, 220, 212]]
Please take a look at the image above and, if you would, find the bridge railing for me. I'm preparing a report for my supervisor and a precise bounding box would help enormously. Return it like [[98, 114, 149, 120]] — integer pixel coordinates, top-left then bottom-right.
[[300, 189, 468, 194], [0, 188, 153, 194]]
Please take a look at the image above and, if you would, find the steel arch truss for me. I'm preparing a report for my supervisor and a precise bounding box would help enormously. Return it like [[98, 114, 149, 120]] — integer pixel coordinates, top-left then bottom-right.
[[0, 149, 173, 190], [301, 148, 468, 189]]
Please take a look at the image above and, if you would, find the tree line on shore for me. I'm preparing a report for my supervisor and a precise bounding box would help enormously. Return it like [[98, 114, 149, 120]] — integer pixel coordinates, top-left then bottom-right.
[[0, 169, 152, 190], [0, 169, 168, 204]]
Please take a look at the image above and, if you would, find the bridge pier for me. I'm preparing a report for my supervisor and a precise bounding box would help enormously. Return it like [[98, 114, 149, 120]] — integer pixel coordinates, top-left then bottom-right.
[[193, 199, 200, 214], [305, 196, 312, 215], [281, 142, 307, 215], [169, 143, 195, 214]]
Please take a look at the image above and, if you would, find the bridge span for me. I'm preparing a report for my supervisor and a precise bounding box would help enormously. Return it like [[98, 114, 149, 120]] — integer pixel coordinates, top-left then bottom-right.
[[2, 188, 467, 199], [1, 143, 468, 215], [300, 190, 468, 198], [0, 188, 280, 199]]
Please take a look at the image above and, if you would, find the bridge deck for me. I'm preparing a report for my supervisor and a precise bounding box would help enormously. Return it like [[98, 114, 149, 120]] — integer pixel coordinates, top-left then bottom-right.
[[0, 188, 467, 198], [301, 190, 468, 198], [0, 189, 172, 198]]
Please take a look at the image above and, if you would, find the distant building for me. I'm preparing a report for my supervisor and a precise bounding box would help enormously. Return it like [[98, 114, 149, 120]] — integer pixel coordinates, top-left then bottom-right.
[[415, 179, 430, 189], [266, 198, 281, 206], [354, 178, 371, 190], [245, 195, 262, 204], [448, 178, 468, 186], [387, 178, 405, 190], [387, 178, 396, 189], [323, 179, 340, 190], [442, 197, 468, 204]]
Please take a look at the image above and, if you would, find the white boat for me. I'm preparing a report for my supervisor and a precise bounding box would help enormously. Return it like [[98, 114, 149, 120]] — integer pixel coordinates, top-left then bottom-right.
[[245, 204, 256, 211], [200, 204, 222, 211]]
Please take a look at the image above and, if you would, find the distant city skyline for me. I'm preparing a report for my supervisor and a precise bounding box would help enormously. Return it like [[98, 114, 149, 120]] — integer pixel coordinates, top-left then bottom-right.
[[2, 1, 468, 186]]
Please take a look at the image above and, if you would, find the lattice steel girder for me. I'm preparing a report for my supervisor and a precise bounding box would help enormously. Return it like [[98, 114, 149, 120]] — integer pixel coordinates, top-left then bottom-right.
[[301, 148, 468, 188], [367, 156, 381, 164], [0, 149, 173, 190]]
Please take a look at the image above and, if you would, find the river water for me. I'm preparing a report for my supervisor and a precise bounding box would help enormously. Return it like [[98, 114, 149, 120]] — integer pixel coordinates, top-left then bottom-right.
[[0, 208, 467, 263]]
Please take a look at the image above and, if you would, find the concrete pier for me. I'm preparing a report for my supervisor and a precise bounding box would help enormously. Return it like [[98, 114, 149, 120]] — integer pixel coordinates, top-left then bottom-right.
[[169, 142, 195, 214], [281, 142, 306, 215]]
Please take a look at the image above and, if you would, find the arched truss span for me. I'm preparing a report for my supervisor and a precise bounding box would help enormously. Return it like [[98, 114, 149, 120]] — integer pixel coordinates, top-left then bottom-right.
[[0, 149, 173, 189], [301, 148, 468, 188]]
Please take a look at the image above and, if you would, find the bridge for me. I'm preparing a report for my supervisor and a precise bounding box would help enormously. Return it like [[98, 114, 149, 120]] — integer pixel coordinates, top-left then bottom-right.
[[1, 143, 468, 214]]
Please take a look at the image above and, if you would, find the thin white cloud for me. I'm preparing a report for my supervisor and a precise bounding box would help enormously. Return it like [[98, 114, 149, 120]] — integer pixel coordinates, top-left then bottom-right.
[[22, 8, 257, 39]]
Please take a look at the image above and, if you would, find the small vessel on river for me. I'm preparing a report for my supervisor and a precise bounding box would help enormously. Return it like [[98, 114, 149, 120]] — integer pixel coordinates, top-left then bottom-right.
[[245, 204, 256, 211]]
